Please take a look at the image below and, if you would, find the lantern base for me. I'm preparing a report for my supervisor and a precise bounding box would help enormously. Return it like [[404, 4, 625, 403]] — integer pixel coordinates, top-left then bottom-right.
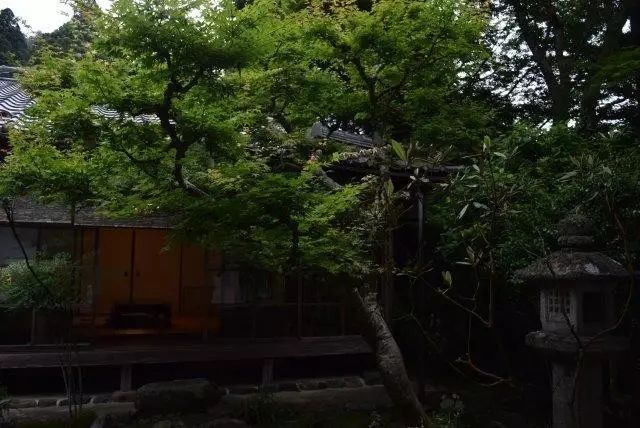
[[526, 331, 628, 358], [551, 358, 602, 428]]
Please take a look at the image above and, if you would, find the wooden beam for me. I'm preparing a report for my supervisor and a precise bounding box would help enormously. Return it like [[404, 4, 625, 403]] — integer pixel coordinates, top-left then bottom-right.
[[120, 364, 133, 391], [261, 358, 275, 386]]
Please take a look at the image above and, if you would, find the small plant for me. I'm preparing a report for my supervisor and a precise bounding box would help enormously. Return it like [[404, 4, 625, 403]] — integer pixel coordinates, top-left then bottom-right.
[[0, 385, 9, 421], [368, 411, 384, 428], [431, 408, 464, 428]]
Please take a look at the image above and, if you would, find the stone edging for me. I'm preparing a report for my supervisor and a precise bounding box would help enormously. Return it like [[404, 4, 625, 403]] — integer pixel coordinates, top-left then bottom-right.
[[6, 375, 377, 409]]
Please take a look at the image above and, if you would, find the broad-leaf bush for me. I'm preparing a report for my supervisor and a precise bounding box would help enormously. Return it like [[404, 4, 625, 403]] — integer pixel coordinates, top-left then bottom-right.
[[0, 253, 76, 310]]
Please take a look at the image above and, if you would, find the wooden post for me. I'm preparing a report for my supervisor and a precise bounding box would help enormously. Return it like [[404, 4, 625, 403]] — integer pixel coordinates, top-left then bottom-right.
[[91, 229, 99, 339], [36, 226, 42, 252], [261, 358, 274, 386], [297, 275, 303, 338], [30, 308, 37, 345], [76, 226, 83, 305], [416, 187, 426, 403], [120, 364, 133, 392], [128, 231, 136, 303], [178, 244, 184, 315]]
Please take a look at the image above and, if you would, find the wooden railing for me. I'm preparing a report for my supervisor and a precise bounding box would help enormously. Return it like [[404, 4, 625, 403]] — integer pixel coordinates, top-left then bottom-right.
[[179, 285, 349, 339]]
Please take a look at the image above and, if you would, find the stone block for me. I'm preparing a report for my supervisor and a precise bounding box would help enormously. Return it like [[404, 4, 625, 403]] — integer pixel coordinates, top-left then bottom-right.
[[343, 377, 365, 388], [277, 381, 300, 392], [90, 394, 112, 404], [151, 421, 173, 428], [207, 418, 251, 428], [363, 371, 382, 385], [135, 379, 221, 415], [298, 379, 327, 391], [259, 384, 278, 393], [36, 398, 58, 408], [57, 396, 91, 407], [112, 390, 138, 403], [227, 385, 258, 395], [8, 398, 37, 409], [324, 378, 346, 389]]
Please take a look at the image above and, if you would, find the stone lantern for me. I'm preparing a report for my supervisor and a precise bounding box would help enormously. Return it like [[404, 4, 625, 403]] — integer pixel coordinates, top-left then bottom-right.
[[514, 214, 629, 428]]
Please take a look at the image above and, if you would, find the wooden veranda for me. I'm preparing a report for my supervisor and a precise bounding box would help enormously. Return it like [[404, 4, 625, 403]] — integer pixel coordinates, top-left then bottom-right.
[[0, 336, 370, 391]]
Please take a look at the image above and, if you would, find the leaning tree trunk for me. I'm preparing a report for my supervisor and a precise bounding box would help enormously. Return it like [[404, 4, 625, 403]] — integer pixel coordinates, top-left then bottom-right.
[[352, 286, 429, 427]]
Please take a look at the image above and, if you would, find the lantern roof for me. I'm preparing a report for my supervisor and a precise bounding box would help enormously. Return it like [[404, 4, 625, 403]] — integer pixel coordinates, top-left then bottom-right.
[[513, 213, 628, 287]]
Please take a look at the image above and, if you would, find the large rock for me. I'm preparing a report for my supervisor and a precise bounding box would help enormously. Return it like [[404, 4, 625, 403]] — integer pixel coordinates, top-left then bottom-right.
[[135, 379, 220, 415]]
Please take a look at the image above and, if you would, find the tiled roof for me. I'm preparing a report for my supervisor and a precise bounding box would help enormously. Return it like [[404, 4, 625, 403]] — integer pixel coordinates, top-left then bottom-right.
[[0, 67, 157, 126], [308, 122, 374, 148], [0, 71, 375, 146], [0, 78, 34, 125], [0, 197, 173, 229]]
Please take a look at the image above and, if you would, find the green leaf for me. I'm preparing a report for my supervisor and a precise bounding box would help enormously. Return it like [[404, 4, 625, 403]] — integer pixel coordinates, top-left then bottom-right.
[[384, 179, 394, 198], [482, 135, 491, 152], [466, 246, 475, 264], [558, 171, 577, 181], [458, 203, 469, 220], [441, 271, 453, 287], [391, 140, 408, 162]]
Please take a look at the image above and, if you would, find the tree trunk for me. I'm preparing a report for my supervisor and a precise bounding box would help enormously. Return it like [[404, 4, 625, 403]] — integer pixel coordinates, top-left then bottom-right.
[[415, 188, 428, 404], [549, 83, 571, 125], [578, 89, 600, 134], [631, 1, 640, 139], [352, 286, 429, 427]]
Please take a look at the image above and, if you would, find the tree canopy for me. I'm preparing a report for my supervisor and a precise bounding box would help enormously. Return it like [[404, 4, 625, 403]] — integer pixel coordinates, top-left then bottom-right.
[[1, 1, 639, 423], [0, 8, 28, 65]]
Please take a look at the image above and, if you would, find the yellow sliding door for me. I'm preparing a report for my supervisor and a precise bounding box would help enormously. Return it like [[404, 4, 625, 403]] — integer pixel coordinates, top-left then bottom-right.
[[95, 228, 133, 314], [131, 229, 181, 311]]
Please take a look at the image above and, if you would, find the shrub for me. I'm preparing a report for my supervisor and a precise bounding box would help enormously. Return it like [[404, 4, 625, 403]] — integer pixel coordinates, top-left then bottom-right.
[[0, 253, 75, 310]]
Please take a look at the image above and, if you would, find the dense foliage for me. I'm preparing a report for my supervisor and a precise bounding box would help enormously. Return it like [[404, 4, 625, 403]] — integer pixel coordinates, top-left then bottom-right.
[[0, 253, 75, 310], [431, 126, 640, 305], [4, 0, 494, 277]]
